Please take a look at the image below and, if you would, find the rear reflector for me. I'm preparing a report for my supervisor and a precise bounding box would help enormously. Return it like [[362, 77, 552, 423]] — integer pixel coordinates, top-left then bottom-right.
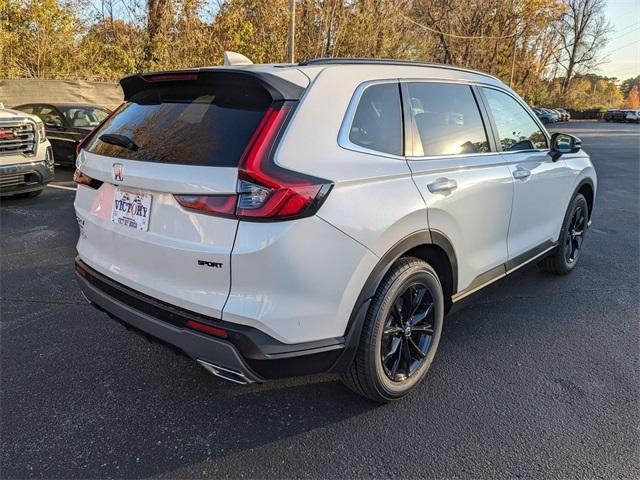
[[185, 320, 228, 338], [74, 262, 87, 277]]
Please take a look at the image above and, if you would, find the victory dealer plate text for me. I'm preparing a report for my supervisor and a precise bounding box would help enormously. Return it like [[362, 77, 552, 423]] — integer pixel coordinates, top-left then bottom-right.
[[111, 188, 152, 231]]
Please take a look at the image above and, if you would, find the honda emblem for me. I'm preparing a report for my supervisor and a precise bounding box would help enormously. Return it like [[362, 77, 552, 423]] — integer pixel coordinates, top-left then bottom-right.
[[112, 163, 124, 182]]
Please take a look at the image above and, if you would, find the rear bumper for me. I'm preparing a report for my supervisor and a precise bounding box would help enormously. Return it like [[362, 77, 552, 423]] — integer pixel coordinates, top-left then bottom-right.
[[0, 159, 54, 196], [75, 259, 344, 382]]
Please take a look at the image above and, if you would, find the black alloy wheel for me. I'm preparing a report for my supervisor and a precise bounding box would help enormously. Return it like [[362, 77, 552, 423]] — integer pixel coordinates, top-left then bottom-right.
[[565, 204, 586, 264], [342, 257, 444, 402], [538, 193, 589, 275], [380, 283, 435, 382]]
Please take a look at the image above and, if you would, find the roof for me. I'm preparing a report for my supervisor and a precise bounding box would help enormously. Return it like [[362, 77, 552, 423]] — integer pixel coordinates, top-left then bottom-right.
[[119, 57, 507, 101], [297, 57, 500, 81]]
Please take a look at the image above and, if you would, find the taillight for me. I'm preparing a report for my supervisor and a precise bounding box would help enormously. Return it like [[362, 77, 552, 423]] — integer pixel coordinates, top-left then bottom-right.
[[174, 194, 237, 218], [235, 103, 332, 220], [76, 104, 123, 158], [174, 102, 332, 221], [73, 169, 102, 189]]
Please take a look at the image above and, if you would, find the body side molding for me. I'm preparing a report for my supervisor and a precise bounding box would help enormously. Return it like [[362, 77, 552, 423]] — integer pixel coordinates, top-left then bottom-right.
[[452, 240, 557, 303]]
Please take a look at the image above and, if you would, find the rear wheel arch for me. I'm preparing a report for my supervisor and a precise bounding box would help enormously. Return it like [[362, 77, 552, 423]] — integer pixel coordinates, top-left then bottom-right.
[[331, 230, 457, 372], [357, 230, 457, 311], [404, 240, 455, 313], [576, 180, 594, 220]]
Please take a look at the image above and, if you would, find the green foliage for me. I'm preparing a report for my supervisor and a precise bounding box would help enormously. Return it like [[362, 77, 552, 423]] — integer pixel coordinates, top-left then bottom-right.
[[1, 0, 81, 78]]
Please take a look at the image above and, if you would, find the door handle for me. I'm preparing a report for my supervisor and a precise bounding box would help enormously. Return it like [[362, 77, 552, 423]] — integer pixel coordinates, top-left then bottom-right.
[[427, 177, 458, 193], [513, 169, 531, 180]]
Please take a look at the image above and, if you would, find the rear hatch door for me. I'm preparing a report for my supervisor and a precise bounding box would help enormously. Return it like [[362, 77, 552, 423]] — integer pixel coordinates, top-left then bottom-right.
[[74, 70, 304, 318]]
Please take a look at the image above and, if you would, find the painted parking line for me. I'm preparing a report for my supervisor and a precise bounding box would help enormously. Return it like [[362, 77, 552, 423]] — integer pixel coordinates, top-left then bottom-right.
[[48, 184, 77, 191]]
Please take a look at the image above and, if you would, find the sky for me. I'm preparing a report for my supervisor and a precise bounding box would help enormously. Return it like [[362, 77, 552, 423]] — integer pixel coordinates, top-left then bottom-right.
[[599, 0, 640, 80]]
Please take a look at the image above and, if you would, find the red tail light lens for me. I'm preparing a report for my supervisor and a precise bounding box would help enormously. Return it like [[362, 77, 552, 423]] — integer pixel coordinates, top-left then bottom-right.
[[73, 169, 95, 187], [174, 194, 237, 218], [235, 103, 332, 220], [73, 169, 103, 189], [174, 102, 332, 221]]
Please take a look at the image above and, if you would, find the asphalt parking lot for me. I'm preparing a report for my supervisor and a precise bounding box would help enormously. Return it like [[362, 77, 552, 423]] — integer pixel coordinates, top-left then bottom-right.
[[1, 121, 639, 479]]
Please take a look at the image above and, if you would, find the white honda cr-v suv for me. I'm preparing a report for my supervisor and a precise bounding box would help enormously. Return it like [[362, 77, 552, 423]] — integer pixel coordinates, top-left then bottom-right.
[[74, 57, 596, 402]]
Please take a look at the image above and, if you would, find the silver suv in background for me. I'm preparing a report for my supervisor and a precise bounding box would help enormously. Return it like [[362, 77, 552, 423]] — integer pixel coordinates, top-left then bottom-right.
[[533, 108, 556, 124], [626, 109, 640, 123]]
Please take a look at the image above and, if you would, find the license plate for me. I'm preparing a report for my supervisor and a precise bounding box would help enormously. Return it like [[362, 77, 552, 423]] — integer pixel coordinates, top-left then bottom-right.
[[111, 188, 152, 231]]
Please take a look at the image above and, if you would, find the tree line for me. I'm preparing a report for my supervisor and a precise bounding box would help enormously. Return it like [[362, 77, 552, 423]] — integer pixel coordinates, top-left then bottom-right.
[[1, 0, 638, 110]]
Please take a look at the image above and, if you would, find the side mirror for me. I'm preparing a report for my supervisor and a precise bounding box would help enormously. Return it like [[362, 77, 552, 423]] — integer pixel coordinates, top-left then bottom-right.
[[550, 132, 581, 161]]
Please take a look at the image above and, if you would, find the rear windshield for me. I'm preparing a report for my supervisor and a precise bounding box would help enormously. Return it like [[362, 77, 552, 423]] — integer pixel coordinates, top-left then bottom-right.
[[86, 78, 272, 167]]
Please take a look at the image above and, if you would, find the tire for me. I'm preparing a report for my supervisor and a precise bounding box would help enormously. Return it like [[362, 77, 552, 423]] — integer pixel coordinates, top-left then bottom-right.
[[14, 189, 43, 199], [341, 257, 444, 403], [538, 193, 589, 275]]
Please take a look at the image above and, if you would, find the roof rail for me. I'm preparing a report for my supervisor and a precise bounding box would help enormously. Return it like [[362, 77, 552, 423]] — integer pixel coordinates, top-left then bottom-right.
[[298, 57, 497, 80]]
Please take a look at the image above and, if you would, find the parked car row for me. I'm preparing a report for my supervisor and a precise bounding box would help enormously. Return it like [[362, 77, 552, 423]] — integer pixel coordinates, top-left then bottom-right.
[[603, 109, 640, 123], [532, 107, 571, 124]]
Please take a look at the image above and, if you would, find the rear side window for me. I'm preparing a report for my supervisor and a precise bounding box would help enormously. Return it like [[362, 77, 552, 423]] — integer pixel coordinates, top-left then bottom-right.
[[60, 106, 109, 128], [86, 78, 272, 167], [482, 87, 547, 151], [348, 83, 403, 156], [407, 83, 489, 157], [37, 106, 65, 128]]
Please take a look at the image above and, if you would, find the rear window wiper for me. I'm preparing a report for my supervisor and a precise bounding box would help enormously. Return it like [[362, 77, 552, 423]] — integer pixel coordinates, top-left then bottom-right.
[[99, 133, 139, 152]]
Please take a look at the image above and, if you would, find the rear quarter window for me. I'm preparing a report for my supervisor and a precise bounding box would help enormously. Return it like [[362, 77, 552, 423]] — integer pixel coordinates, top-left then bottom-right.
[[86, 79, 272, 167], [347, 83, 403, 156]]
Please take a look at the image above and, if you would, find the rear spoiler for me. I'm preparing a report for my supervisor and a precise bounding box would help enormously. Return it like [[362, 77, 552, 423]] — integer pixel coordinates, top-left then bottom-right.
[[120, 69, 305, 103]]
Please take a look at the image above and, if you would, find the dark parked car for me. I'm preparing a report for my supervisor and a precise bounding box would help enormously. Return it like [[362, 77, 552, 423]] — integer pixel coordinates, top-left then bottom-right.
[[13, 103, 111, 166], [603, 109, 629, 122]]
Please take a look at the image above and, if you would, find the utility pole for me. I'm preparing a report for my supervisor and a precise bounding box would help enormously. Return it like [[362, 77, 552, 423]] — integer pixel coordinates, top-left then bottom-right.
[[509, 32, 517, 87], [287, 0, 296, 63]]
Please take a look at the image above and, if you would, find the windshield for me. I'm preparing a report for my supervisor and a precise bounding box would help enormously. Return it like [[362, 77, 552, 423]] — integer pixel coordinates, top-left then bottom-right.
[[59, 106, 110, 128]]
